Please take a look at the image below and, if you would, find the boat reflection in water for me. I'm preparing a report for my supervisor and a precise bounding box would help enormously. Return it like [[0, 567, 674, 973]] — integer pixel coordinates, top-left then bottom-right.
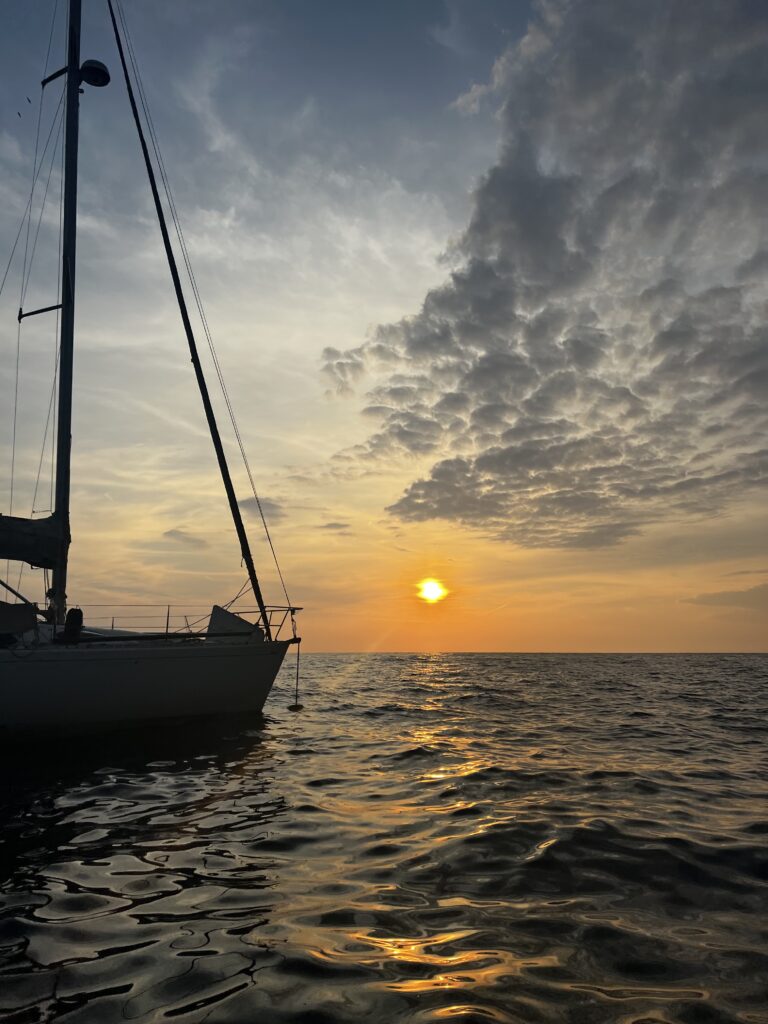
[[0, 715, 286, 1021]]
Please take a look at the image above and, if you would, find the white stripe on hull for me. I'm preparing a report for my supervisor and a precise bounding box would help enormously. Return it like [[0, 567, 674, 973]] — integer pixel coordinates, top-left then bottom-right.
[[0, 639, 291, 728]]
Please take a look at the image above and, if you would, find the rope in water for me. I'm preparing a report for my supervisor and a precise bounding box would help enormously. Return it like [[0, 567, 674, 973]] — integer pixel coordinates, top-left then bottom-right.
[[289, 640, 303, 710]]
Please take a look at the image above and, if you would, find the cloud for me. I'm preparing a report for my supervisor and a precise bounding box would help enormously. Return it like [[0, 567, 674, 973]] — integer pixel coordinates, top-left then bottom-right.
[[429, 2, 471, 58], [324, 0, 768, 548], [0, 131, 23, 165], [450, 82, 489, 116], [239, 496, 286, 522], [321, 346, 366, 395], [316, 521, 351, 531], [721, 568, 768, 577], [162, 528, 209, 549], [688, 582, 768, 610]]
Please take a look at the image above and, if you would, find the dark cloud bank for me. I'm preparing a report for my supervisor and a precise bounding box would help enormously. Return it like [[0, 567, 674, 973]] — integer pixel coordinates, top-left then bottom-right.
[[690, 581, 768, 611], [324, 0, 768, 548]]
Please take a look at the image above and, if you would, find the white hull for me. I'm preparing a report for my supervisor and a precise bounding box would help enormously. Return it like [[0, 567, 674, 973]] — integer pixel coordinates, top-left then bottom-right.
[[0, 638, 292, 729]]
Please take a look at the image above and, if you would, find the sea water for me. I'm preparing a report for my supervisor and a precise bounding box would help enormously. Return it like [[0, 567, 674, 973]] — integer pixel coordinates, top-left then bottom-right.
[[1, 653, 766, 1023]]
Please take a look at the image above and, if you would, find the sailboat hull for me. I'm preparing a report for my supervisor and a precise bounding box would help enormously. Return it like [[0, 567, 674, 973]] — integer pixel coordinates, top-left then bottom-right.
[[0, 638, 292, 729]]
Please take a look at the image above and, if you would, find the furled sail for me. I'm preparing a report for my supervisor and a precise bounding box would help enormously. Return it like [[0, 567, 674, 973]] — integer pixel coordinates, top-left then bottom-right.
[[0, 514, 63, 570]]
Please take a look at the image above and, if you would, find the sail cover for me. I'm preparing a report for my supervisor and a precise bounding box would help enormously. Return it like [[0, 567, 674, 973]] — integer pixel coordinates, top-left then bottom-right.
[[0, 514, 63, 569], [0, 600, 37, 634], [208, 604, 265, 640]]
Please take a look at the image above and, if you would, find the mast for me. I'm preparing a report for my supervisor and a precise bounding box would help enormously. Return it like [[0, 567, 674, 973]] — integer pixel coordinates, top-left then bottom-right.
[[107, 0, 273, 640], [3, 4, 107, 605], [49, 0, 82, 624]]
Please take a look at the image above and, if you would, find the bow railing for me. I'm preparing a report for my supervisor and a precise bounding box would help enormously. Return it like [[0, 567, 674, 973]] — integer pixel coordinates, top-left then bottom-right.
[[73, 604, 300, 641]]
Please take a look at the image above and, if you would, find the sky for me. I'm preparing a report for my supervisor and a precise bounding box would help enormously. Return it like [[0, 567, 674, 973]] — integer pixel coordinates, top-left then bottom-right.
[[1, 0, 766, 652]]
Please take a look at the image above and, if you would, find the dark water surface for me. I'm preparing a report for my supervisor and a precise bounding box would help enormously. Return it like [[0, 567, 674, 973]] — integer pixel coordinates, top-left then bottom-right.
[[1, 654, 767, 1023]]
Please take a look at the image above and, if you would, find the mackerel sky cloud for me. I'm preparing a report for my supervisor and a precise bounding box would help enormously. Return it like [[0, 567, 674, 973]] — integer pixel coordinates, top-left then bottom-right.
[[1, 0, 766, 651], [325, 0, 768, 549]]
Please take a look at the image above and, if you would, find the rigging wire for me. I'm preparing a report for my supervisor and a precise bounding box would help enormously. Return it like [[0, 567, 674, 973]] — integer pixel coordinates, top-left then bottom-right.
[[21, 111, 65, 308], [33, 103, 66, 606], [0, 87, 65, 305], [223, 576, 251, 610], [118, 2, 292, 607], [42, 0, 60, 87], [15, 349, 61, 595], [12, 105, 66, 596], [20, 53, 48, 306], [9, 322, 21, 524], [8, 27, 59, 578], [52, 100, 65, 515], [4, 0, 63, 595], [19, 0, 61, 306], [108, 0, 273, 637], [114, 0, 292, 607], [9, 95, 65, 526]]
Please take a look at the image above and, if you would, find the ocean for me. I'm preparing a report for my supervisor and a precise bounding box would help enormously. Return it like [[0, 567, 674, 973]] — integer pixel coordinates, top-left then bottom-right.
[[1, 653, 767, 1023]]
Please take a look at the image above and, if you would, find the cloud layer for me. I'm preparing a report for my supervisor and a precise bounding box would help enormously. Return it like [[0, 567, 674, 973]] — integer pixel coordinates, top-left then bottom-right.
[[325, 0, 768, 548], [689, 582, 768, 611]]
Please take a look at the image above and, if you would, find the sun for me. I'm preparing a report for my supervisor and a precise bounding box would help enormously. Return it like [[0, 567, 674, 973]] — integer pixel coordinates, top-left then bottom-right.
[[417, 578, 448, 603]]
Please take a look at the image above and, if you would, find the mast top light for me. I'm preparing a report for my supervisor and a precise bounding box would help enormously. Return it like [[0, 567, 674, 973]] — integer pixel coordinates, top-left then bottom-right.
[[80, 60, 110, 88]]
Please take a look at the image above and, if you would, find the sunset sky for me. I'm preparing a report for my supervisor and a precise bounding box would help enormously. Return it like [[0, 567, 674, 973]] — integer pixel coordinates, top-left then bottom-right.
[[1, 0, 766, 652]]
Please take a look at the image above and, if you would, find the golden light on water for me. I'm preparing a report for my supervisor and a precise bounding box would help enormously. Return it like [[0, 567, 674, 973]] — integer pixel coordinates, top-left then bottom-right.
[[417, 578, 448, 603]]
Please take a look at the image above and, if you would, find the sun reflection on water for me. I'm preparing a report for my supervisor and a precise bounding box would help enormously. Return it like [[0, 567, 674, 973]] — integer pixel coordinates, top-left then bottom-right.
[[3, 654, 763, 1021]]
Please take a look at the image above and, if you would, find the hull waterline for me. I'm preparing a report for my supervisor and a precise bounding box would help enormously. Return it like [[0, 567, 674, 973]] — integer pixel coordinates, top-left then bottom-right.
[[0, 638, 292, 729]]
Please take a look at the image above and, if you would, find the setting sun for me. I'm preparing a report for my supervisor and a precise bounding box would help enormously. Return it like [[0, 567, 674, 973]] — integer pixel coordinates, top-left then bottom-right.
[[417, 579, 448, 603]]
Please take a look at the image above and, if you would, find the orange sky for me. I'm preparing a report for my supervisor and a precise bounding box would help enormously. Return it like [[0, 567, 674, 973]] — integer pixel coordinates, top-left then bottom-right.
[[58, 480, 766, 651]]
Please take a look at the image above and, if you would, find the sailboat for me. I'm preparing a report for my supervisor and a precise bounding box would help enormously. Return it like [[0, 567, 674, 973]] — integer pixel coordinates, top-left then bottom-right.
[[0, 0, 300, 728]]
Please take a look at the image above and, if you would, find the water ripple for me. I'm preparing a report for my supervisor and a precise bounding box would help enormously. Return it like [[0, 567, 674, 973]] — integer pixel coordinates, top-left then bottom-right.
[[1, 654, 767, 1022]]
